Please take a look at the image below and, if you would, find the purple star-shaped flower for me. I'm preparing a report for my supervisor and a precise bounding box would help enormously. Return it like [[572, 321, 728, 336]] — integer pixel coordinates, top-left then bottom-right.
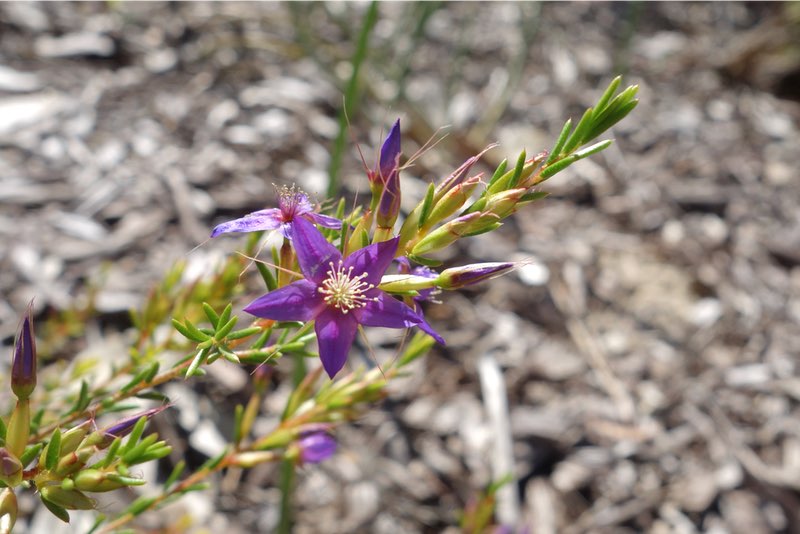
[[210, 185, 341, 238], [244, 217, 444, 378]]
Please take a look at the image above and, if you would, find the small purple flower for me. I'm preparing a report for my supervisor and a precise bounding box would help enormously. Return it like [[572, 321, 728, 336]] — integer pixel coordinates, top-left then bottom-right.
[[11, 302, 36, 401], [244, 217, 444, 378], [297, 431, 337, 464], [210, 185, 340, 239]]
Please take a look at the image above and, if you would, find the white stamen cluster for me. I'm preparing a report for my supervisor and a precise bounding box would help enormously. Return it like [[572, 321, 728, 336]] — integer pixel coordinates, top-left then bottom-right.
[[318, 261, 377, 313]]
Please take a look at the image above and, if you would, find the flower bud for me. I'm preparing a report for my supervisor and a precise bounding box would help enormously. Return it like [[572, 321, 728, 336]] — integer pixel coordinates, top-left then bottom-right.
[[434, 145, 494, 202], [372, 119, 401, 186], [40, 486, 95, 510], [426, 175, 482, 228], [72, 469, 126, 492], [435, 262, 515, 290], [0, 449, 23, 487], [379, 274, 439, 293], [411, 212, 498, 256], [0, 489, 18, 533], [482, 188, 526, 218], [297, 431, 337, 465], [231, 450, 278, 468], [11, 302, 37, 401]]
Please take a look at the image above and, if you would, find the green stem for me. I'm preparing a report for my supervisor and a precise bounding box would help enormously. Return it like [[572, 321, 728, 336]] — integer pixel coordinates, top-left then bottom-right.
[[326, 1, 379, 198], [277, 457, 295, 534]]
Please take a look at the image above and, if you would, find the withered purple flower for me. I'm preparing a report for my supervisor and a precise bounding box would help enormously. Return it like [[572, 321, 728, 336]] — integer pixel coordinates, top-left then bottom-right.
[[11, 302, 36, 401], [297, 430, 337, 464], [210, 185, 340, 239], [244, 217, 444, 378]]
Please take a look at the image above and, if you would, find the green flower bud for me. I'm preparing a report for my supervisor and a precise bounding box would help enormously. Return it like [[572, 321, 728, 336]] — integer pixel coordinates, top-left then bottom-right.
[[72, 469, 127, 492], [231, 451, 278, 468], [425, 175, 482, 229], [482, 188, 526, 218], [412, 212, 497, 256], [378, 274, 439, 293], [0, 488, 18, 532], [40, 486, 95, 510]]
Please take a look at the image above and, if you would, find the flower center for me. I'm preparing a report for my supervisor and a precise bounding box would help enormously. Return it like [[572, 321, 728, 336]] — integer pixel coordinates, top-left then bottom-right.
[[276, 184, 308, 221], [318, 261, 377, 313]]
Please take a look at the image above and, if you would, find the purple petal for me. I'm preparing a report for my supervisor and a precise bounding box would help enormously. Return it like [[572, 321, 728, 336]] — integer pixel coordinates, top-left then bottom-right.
[[344, 237, 399, 287], [315, 308, 358, 378], [379, 119, 401, 180], [244, 280, 324, 321], [354, 292, 445, 345], [290, 217, 342, 284], [305, 212, 342, 229], [211, 209, 282, 237]]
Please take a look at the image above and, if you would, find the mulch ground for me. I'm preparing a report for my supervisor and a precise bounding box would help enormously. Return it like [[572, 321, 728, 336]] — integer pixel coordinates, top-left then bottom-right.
[[1, 3, 799, 533]]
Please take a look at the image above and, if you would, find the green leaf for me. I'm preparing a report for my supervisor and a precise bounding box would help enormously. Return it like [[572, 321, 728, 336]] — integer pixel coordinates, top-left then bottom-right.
[[20, 443, 44, 467], [184, 320, 211, 342], [545, 118, 573, 164], [540, 154, 578, 180], [256, 262, 277, 292], [561, 108, 594, 155], [417, 182, 436, 228], [70, 380, 90, 413], [573, 139, 613, 160], [583, 98, 638, 141], [407, 255, 443, 268], [100, 437, 123, 468], [185, 348, 209, 378], [46, 428, 62, 470], [164, 459, 185, 490], [0, 418, 6, 446], [41, 497, 70, 523], [217, 303, 232, 329], [486, 158, 508, 189], [508, 149, 527, 189], [592, 75, 622, 117], [143, 362, 159, 383], [125, 495, 157, 516], [202, 303, 220, 329], [519, 191, 550, 203], [121, 417, 148, 456], [135, 391, 170, 402], [215, 316, 239, 340], [226, 326, 262, 341]]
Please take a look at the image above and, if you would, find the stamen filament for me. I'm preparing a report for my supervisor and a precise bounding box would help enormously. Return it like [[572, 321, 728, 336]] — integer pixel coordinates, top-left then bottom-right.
[[318, 262, 377, 313]]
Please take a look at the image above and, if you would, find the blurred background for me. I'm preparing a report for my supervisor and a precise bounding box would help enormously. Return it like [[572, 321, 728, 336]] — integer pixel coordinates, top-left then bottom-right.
[[1, 2, 799, 533]]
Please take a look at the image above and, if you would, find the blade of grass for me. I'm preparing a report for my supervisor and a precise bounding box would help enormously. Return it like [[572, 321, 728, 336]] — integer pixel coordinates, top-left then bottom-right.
[[326, 1, 380, 198]]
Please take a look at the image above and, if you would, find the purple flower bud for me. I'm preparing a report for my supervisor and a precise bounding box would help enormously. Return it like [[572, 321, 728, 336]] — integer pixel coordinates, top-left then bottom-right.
[[378, 119, 401, 183], [435, 262, 515, 289], [0, 449, 23, 487], [297, 431, 337, 464], [11, 302, 36, 401]]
